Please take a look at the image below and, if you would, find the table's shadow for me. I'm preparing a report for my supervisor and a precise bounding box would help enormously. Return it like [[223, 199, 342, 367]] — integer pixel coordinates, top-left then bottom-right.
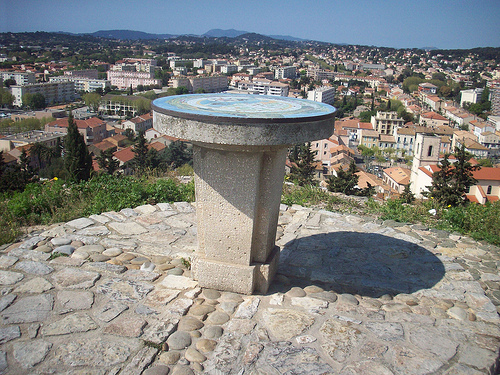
[[274, 231, 445, 298]]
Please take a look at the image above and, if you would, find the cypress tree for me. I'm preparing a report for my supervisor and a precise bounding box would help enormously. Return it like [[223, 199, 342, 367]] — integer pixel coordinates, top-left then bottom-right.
[[289, 143, 316, 186], [64, 111, 92, 182], [327, 160, 359, 195], [426, 144, 479, 206], [131, 131, 149, 172]]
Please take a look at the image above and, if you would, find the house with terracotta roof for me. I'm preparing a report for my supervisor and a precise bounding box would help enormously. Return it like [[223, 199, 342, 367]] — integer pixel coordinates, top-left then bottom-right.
[[455, 138, 489, 159], [119, 113, 153, 134], [419, 112, 450, 128], [113, 147, 135, 166], [45, 117, 107, 145], [88, 140, 117, 156], [412, 165, 500, 204], [383, 167, 411, 193], [470, 119, 495, 138], [420, 94, 443, 112]]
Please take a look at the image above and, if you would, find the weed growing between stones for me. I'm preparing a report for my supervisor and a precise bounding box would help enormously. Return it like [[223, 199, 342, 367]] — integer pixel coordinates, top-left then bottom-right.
[[48, 252, 69, 260]]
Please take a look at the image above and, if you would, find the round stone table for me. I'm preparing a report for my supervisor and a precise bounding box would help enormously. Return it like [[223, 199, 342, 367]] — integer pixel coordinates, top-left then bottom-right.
[[153, 94, 335, 294]]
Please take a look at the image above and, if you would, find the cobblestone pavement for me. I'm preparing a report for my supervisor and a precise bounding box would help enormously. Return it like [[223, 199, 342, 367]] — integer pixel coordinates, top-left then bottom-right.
[[0, 202, 499, 375]]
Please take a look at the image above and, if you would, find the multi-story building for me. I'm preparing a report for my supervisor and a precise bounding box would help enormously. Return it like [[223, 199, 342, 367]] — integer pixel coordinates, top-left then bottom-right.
[[307, 86, 335, 105], [99, 94, 151, 117], [11, 81, 76, 107], [394, 127, 416, 156], [169, 75, 228, 93], [418, 82, 438, 94], [274, 66, 296, 80], [49, 76, 110, 93], [470, 119, 495, 138], [118, 113, 153, 134], [0, 130, 64, 153], [359, 129, 379, 148], [237, 79, 289, 96], [371, 111, 404, 135], [221, 65, 238, 74], [419, 111, 450, 127], [107, 59, 160, 89], [488, 80, 500, 116], [107, 70, 161, 89], [64, 69, 99, 79], [45, 117, 107, 145], [1, 71, 36, 86], [460, 88, 484, 107]]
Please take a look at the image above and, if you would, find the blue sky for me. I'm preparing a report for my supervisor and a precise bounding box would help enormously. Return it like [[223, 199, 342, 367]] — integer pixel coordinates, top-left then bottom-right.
[[1, 0, 499, 49]]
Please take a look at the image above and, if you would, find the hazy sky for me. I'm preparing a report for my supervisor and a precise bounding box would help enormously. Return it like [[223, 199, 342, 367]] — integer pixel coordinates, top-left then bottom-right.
[[1, 0, 499, 49]]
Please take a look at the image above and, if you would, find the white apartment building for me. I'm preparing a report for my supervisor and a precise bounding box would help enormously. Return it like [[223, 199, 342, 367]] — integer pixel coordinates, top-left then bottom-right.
[[64, 70, 99, 79], [107, 59, 159, 89], [169, 75, 228, 93], [1, 71, 36, 86], [107, 71, 161, 89], [393, 127, 416, 156], [49, 76, 110, 92], [11, 81, 76, 107], [307, 86, 335, 105], [274, 66, 296, 80], [237, 79, 289, 97], [460, 88, 484, 107], [371, 111, 405, 135], [221, 65, 238, 74]]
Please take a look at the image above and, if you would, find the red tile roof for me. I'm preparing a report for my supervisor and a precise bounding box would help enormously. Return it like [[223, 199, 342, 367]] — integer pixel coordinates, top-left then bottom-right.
[[113, 147, 135, 163]]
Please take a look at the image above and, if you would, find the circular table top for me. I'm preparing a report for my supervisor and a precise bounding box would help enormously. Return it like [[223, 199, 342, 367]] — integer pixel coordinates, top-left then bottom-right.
[[152, 93, 335, 122]]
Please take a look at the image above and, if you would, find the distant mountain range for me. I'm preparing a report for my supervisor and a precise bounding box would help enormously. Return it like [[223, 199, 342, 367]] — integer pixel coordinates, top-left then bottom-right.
[[78, 29, 308, 42]]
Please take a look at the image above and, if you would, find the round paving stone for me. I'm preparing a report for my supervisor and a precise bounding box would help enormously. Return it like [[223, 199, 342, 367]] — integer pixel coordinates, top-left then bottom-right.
[[167, 331, 191, 350], [52, 245, 75, 256], [206, 311, 229, 325], [286, 287, 306, 297], [178, 316, 204, 331], [71, 240, 84, 248], [90, 254, 111, 262], [190, 330, 201, 338], [158, 264, 175, 271], [204, 326, 223, 339], [143, 365, 170, 375], [159, 351, 180, 365], [304, 285, 324, 294], [36, 245, 53, 253], [71, 251, 89, 260], [203, 289, 221, 300], [185, 347, 206, 363], [51, 238, 72, 246], [171, 366, 194, 375], [189, 304, 215, 318], [167, 268, 184, 276], [130, 257, 149, 265], [196, 339, 217, 353], [152, 256, 172, 264], [338, 293, 359, 305], [102, 248, 123, 257], [192, 363, 203, 372]]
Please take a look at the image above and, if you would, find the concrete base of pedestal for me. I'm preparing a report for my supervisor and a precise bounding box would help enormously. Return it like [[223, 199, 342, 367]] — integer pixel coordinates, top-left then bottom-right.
[[192, 246, 280, 295]]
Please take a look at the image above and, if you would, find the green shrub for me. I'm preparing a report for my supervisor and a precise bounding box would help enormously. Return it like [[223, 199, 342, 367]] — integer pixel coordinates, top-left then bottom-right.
[[439, 201, 500, 245], [0, 175, 195, 246]]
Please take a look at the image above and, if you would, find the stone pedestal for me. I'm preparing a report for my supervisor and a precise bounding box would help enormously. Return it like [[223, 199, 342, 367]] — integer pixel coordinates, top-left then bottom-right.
[[153, 94, 335, 294]]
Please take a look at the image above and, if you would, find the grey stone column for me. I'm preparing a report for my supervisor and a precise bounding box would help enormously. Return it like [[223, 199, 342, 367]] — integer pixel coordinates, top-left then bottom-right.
[[192, 143, 286, 294]]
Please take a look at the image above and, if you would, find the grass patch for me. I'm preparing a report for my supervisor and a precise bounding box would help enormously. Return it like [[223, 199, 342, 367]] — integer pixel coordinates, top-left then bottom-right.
[[0, 174, 195, 246]]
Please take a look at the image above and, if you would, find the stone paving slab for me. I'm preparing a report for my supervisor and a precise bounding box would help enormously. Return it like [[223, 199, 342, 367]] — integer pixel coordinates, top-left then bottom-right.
[[0, 202, 498, 374]]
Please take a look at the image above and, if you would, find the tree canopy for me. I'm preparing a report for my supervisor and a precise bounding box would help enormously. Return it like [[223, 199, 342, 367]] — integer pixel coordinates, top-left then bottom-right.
[[64, 111, 92, 182]]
